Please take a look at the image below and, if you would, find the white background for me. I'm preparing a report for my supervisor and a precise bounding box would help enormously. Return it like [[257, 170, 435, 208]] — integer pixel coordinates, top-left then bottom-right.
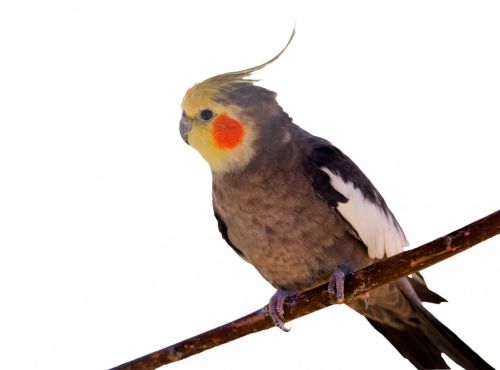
[[1, 1, 499, 369]]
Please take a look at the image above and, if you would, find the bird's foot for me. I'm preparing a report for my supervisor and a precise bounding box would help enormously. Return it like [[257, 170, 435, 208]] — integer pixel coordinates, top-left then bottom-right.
[[328, 269, 346, 303], [268, 289, 296, 332]]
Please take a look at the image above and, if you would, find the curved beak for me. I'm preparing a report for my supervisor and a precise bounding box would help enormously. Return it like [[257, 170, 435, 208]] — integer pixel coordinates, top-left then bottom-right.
[[179, 114, 192, 145]]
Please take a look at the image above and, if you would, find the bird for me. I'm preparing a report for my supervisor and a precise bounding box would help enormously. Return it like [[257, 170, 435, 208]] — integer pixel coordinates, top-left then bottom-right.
[[178, 30, 493, 370]]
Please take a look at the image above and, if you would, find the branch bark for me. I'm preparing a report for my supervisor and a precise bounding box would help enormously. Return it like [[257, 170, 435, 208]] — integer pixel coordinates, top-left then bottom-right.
[[110, 210, 500, 370]]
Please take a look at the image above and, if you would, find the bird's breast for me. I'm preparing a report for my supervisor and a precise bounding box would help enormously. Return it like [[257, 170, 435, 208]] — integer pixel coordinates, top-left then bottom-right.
[[212, 168, 363, 291]]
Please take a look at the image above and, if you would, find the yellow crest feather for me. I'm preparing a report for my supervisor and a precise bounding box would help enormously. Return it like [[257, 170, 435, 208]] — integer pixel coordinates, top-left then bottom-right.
[[182, 29, 295, 116], [201, 28, 295, 89]]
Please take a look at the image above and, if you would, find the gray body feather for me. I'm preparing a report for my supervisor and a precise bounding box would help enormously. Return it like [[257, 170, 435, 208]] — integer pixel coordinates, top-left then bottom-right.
[[210, 85, 492, 369]]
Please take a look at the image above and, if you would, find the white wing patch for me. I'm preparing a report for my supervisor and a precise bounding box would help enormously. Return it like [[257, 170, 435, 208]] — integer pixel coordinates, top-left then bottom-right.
[[320, 167, 408, 259]]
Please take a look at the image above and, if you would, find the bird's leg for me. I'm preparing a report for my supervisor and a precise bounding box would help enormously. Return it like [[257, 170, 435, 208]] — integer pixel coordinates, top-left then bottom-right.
[[328, 269, 346, 303], [268, 289, 296, 332]]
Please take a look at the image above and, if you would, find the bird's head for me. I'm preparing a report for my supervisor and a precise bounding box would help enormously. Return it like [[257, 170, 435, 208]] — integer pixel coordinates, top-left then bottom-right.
[[179, 31, 295, 173]]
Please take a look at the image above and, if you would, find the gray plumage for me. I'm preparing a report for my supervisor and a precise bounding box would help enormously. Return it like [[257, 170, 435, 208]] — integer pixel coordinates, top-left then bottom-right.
[[183, 83, 493, 369]]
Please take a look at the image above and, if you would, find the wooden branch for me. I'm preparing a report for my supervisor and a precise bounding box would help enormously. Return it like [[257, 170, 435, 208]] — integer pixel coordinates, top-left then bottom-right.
[[110, 210, 500, 370]]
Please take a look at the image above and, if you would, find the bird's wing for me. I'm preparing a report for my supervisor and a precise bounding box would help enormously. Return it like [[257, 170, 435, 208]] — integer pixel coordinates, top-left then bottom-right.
[[213, 210, 249, 262], [304, 145, 408, 259]]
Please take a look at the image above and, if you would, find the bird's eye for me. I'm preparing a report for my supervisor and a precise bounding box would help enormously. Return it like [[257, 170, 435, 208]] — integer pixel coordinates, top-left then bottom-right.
[[200, 109, 214, 121]]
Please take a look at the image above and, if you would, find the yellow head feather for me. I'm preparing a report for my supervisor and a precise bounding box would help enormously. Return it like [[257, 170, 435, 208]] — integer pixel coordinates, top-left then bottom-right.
[[182, 29, 295, 117], [181, 29, 295, 173]]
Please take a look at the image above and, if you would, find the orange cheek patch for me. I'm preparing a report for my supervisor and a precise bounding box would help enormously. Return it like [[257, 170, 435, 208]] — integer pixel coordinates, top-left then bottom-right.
[[212, 114, 245, 149]]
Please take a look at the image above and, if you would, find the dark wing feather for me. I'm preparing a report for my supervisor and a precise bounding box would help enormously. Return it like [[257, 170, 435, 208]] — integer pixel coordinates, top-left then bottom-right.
[[214, 211, 248, 261], [305, 142, 493, 368], [304, 144, 408, 259], [307, 145, 395, 218], [303, 146, 348, 208]]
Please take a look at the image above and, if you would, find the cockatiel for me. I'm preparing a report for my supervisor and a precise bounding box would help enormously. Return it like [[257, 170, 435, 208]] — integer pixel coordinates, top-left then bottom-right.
[[179, 31, 493, 370]]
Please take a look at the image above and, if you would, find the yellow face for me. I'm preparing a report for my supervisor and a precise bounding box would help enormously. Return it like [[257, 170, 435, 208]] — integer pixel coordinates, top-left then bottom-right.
[[180, 84, 256, 173], [179, 29, 295, 173]]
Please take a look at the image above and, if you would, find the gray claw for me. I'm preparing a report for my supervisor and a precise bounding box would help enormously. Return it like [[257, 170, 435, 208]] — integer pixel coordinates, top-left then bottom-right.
[[328, 269, 346, 303], [268, 289, 295, 332]]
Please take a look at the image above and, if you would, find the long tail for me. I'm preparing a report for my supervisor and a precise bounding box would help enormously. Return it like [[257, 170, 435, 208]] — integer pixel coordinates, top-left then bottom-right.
[[359, 276, 493, 369], [367, 306, 492, 369]]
